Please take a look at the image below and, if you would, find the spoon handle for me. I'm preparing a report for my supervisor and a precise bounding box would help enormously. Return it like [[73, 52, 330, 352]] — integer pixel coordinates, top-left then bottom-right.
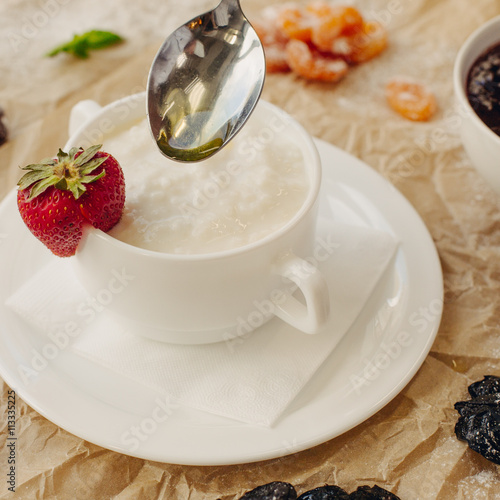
[[218, 0, 241, 8], [216, 0, 243, 16]]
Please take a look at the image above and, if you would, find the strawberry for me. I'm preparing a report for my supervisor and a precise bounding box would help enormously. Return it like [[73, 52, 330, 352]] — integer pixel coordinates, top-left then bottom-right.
[[17, 144, 125, 257]]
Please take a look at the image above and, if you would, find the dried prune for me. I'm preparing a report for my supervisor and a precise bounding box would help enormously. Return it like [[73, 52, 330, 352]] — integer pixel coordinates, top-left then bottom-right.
[[466, 43, 500, 137], [349, 485, 400, 499], [468, 375, 500, 398], [238, 483, 401, 500], [239, 481, 297, 500], [454, 375, 500, 465], [297, 485, 350, 499], [0, 108, 8, 147]]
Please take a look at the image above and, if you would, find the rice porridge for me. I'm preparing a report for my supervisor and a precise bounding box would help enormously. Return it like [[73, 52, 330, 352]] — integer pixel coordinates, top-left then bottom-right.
[[104, 111, 310, 254]]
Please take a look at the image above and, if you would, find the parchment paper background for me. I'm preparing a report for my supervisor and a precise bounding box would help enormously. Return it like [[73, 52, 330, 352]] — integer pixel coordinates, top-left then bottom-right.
[[1, 0, 500, 498]]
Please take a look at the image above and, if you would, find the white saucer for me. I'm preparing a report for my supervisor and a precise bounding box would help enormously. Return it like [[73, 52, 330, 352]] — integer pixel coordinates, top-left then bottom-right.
[[0, 139, 443, 465]]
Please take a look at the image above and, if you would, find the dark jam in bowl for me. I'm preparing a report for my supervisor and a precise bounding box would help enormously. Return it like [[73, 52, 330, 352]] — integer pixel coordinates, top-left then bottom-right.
[[467, 42, 500, 137]]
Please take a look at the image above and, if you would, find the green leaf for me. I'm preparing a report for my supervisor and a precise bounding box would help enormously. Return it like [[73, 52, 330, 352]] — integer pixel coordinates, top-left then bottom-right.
[[17, 169, 53, 190], [80, 170, 106, 185], [46, 30, 124, 59], [84, 30, 124, 50], [46, 41, 69, 58], [46, 34, 84, 58], [56, 148, 69, 163], [70, 37, 91, 59], [20, 160, 55, 171], [28, 175, 60, 200], [73, 144, 102, 166], [67, 146, 80, 160], [68, 182, 86, 200], [79, 156, 107, 176], [21, 161, 55, 170], [18, 144, 111, 201], [55, 178, 68, 191]]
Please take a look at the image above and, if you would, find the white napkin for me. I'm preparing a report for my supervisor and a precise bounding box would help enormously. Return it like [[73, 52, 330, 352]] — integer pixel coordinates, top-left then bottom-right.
[[6, 220, 397, 426]]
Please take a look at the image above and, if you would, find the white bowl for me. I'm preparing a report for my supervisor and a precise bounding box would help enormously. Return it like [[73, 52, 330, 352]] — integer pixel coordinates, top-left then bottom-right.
[[453, 15, 500, 194], [66, 94, 330, 344]]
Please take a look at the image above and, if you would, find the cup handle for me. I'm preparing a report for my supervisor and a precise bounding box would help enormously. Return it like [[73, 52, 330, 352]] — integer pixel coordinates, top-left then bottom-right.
[[272, 254, 330, 334], [68, 100, 102, 137]]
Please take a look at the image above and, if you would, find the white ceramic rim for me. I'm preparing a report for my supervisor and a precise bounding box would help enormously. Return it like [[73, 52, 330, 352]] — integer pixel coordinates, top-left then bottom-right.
[[67, 93, 322, 262], [453, 15, 500, 146]]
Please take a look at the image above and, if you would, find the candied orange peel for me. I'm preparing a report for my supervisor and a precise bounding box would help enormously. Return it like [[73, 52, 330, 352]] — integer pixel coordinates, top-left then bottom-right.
[[277, 6, 314, 42], [253, 17, 290, 73], [311, 5, 363, 52], [286, 39, 348, 83], [252, 1, 388, 82], [385, 77, 437, 121]]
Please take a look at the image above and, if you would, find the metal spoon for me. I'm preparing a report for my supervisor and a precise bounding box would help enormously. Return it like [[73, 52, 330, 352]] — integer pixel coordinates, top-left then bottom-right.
[[147, 0, 266, 162]]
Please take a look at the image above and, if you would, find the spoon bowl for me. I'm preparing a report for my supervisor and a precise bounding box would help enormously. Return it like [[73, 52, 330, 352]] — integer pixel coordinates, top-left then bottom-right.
[[147, 0, 266, 162]]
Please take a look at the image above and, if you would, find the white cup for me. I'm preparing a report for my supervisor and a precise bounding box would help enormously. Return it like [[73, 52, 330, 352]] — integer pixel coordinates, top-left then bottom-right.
[[66, 93, 330, 344], [453, 16, 500, 195]]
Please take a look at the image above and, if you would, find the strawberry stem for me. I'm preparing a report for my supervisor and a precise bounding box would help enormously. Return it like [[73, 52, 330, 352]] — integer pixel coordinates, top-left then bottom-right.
[[18, 144, 108, 200]]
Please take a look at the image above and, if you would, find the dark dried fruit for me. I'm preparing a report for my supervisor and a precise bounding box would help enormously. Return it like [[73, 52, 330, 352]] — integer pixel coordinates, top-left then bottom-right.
[[239, 481, 297, 500], [297, 485, 349, 499], [468, 375, 500, 398], [349, 485, 400, 499], [454, 375, 500, 464], [238, 484, 401, 500], [467, 42, 500, 137], [0, 108, 8, 147]]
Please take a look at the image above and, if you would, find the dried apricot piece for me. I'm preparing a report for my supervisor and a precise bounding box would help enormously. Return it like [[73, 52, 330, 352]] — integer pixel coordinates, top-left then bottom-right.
[[252, 11, 290, 73], [252, 3, 388, 80], [311, 6, 363, 52], [277, 5, 314, 42], [336, 6, 364, 36], [286, 38, 349, 82], [253, 6, 290, 44], [264, 43, 291, 73], [343, 21, 388, 63], [306, 1, 334, 18], [310, 11, 344, 50], [385, 77, 437, 121]]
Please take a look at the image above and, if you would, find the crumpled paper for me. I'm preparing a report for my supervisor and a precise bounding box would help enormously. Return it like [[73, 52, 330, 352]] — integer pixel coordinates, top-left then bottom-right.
[[2, 0, 500, 498]]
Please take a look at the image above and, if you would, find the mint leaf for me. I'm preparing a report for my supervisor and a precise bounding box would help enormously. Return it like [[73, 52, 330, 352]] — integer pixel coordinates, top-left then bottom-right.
[[46, 30, 124, 59], [84, 30, 124, 50]]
